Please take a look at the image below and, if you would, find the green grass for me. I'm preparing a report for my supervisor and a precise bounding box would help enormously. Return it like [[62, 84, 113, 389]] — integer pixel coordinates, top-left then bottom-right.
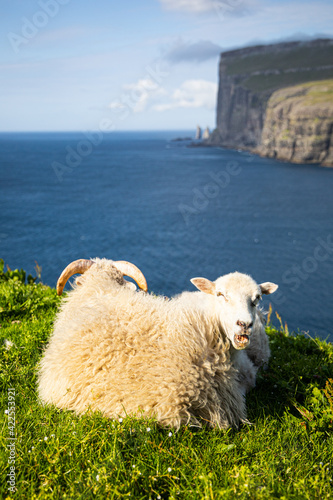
[[225, 45, 333, 77], [242, 68, 333, 93], [223, 43, 333, 92], [302, 80, 333, 105], [267, 79, 333, 106], [1, 266, 333, 499]]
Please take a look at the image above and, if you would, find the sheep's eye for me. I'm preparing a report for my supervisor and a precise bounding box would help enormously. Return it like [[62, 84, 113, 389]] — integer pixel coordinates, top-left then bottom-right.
[[216, 291, 225, 298], [251, 295, 261, 307]]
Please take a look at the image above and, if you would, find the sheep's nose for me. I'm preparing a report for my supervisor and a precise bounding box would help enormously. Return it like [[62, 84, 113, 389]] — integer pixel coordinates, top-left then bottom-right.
[[237, 320, 253, 330]]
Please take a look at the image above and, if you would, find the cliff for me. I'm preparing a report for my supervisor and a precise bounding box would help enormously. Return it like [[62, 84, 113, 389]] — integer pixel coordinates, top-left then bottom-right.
[[209, 38, 333, 166], [258, 80, 333, 166]]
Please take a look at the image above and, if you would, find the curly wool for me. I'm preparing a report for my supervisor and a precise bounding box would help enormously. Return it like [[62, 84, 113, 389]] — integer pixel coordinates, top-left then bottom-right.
[[38, 259, 261, 428]]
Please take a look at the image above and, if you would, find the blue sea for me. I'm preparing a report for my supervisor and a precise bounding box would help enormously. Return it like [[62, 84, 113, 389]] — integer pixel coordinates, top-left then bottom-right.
[[1, 131, 332, 341]]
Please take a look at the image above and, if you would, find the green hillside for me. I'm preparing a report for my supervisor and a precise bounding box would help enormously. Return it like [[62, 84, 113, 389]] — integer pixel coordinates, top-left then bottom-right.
[[1, 263, 333, 498], [244, 68, 333, 92], [224, 40, 333, 92], [225, 43, 333, 76]]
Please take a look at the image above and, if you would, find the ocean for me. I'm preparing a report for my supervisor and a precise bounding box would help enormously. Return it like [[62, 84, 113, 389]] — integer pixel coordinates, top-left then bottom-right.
[[0, 131, 332, 341]]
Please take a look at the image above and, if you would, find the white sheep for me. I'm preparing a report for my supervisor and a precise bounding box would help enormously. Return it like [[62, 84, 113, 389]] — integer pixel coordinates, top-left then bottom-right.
[[176, 273, 276, 395], [38, 258, 278, 429]]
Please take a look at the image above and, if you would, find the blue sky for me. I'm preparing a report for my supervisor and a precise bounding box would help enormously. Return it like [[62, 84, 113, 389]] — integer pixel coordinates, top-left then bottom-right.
[[1, 0, 332, 131]]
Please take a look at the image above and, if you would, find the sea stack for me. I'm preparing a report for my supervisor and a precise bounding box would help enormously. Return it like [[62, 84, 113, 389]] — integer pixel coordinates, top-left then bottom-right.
[[195, 125, 202, 140], [202, 127, 210, 140]]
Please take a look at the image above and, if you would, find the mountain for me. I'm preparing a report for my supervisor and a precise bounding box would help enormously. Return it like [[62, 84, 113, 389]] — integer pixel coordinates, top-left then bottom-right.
[[208, 39, 333, 166]]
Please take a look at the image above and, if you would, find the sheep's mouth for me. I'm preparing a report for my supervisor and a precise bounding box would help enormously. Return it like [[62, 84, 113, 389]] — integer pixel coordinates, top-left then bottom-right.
[[234, 334, 250, 349]]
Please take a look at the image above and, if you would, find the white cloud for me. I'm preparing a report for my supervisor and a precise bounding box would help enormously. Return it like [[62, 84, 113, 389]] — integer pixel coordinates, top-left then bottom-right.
[[184, 1, 333, 49], [159, 0, 218, 13], [154, 79, 217, 111], [109, 78, 167, 113], [159, 0, 254, 15]]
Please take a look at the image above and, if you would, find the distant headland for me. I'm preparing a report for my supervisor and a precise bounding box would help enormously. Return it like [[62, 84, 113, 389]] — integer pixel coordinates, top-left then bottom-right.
[[206, 38, 333, 167]]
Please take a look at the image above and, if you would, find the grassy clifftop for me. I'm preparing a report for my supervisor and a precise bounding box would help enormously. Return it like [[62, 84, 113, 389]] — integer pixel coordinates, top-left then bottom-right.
[[224, 39, 333, 92], [221, 40, 333, 93], [225, 42, 333, 76], [259, 79, 333, 166], [1, 267, 333, 499]]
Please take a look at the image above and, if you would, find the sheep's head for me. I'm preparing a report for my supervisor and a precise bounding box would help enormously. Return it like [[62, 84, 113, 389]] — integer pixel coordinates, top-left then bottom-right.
[[191, 272, 278, 350], [56, 259, 148, 295]]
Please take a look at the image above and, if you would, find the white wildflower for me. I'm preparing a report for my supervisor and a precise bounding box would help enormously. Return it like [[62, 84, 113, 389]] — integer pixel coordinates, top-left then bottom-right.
[[147, 427, 151, 432], [4, 339, 14, 350], [96, 475, 100, 481], [168, 467, 172, 473], [168, 432, 172, 437], [44, 437, 48, 441], [119, 418, 123, 423], [5, 409, 8, 414]]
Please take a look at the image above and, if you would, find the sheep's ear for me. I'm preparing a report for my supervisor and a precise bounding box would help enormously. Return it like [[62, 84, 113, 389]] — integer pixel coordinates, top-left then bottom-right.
[[190, 277, 216, 295], [260, 282, 278, 295]]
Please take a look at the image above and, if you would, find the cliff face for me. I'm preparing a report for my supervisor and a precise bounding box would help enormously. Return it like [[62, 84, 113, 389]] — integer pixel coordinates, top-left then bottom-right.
[[213, 76, 266, 147], [258, 81, 333, 166], [209, 38, 333, 165]]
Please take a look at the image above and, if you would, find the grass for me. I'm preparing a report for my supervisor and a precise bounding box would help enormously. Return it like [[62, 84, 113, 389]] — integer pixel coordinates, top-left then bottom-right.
[[223, 42, 333, 93], [225, 45, 333, 77], [302, 80, 333, 106], [1, 264, 333, 499], [267, 79, 333, 107], [242, 69, 333, 93]]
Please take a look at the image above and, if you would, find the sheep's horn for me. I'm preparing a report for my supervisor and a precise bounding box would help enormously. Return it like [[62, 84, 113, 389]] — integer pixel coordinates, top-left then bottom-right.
[[113, 260, 148, 292], [56, 259, 94, 296]]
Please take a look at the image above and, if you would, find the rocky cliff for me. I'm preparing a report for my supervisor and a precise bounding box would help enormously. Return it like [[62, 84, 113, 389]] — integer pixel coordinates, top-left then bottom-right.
[[258, 80, 333, 166], [209, 38, 333, 166]]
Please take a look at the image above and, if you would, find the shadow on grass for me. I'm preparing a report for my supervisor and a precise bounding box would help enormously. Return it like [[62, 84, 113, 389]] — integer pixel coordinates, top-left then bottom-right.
[[247, 328, 333, 422]]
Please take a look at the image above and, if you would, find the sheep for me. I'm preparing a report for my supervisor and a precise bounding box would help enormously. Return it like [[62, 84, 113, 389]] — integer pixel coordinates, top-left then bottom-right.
[[38, 258, 278, 429], [176, 273, 276, 396]]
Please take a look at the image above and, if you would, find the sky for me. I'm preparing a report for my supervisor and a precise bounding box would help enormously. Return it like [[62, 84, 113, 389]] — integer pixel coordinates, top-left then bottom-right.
[[1, 0, 332, 132]]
